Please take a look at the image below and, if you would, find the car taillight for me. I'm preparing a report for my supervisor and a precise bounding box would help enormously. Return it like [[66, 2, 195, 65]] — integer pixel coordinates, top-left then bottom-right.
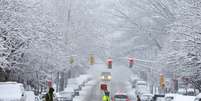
[[126, 97, 130, 101], [112, 97, 114, 101]]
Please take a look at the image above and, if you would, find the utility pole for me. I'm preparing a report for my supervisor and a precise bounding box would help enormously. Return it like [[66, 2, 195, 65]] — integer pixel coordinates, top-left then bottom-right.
[[36, 71, 39, 94], [56, 72, 60, 92]]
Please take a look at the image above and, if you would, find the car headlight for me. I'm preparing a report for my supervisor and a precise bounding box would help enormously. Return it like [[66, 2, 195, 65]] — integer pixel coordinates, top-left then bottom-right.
[[108, 76, 112, 80], [101, 76, 105, 79]]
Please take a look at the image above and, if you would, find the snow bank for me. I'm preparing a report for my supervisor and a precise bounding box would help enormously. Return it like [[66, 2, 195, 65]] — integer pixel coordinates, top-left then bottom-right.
[[25, 91, 35, 101], [85, 80, 97, 86], [73, 96, 84, 101]]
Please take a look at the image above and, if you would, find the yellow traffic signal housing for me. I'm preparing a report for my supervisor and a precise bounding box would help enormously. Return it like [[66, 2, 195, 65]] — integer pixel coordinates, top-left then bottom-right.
[[160, 74, 165, 89], [89, 55, 95, 65], [70, 57, 74, 64]]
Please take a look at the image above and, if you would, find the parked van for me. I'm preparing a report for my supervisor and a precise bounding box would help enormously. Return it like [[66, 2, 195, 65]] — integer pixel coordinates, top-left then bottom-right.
[[0, 82, 26, 101]]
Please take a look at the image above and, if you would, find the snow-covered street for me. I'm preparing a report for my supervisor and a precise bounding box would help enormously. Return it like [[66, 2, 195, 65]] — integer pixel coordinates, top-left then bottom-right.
[[1, 0, 201, 101]]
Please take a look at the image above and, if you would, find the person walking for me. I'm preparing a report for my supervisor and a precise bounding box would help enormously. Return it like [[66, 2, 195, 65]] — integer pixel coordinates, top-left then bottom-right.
[[102, 91, 110, 101], [137, 95, 141, 101], [45, 87, 55, 101]]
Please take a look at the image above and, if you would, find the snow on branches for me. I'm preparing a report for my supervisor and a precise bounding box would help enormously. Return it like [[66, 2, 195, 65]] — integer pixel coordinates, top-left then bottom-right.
[[161, 0, 201, 91]]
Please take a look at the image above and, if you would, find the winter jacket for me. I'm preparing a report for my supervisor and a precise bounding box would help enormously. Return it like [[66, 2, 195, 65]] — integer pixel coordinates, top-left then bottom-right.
[[45, 88, 54, 101]]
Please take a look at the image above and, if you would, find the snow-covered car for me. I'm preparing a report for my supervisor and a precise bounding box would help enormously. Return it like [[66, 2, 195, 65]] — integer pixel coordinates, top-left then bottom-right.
[[136, 80, 147, 89], [76, 76, 86, 87], [72, 96, 84, 101], [25, 91, 35, 101], [129, 75, 140, 88], [35, 96, 42, 101], [68, 78, 81, 90], [67, 84, 80, 96], [0, 82, 26, 101], [112, 92, 130, 101], [58, 87, 74, 101], [152, 94, 165, 101], [165, 94, 178, 101], [135, 81, 150, 95], [141, 94, 153, 101], [67, 78, 84, 96], [195, 93, 201, 101], [174, 95, 195, 101], [164, 94, 193, 101]]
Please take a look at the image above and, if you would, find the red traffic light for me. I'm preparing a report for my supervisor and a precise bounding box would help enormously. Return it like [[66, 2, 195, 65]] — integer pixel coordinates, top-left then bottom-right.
[[107, 58, 112, 69], [107, 58, 112, 64], [128, 57, 134, 68], [128, 57, 134, 63]]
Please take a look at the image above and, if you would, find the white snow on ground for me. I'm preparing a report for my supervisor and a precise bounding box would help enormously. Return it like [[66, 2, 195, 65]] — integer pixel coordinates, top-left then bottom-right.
[[25, 91, 35, 101], [72, 79, 98, 101]]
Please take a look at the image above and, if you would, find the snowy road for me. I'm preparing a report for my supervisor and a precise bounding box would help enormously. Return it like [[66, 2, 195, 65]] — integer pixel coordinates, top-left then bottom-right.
[[87, 60, 134, 101], [86, 82, 102, 101]]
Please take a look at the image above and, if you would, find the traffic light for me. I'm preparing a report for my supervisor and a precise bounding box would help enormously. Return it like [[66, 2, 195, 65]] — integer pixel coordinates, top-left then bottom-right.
[[70, 56, 74, 64], [107, 58, 112, 69], [89, 54, 95, 65], [160, 74, 165, 89], [128, 57, 134, 68]]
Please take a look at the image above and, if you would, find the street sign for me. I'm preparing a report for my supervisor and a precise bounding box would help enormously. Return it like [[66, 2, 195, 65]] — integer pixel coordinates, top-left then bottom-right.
[[100, 84, 108, 91]]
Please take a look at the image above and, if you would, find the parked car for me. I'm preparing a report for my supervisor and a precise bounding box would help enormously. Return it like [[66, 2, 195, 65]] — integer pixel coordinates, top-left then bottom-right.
[[195, 93, 201, 101], [135, 81, 150, 95], [129, 75, 140, 88], [35, 96, 42, 101], [57, 87, 74, 101], [165, 94, 178, 101], [0, 82, 26, 101], [112, 93, 130, 101], [141, 94, 153, 101], [152, 94, 165, 101], [174, 95, 195, 101], [66, 84, 80, 96], [178, 88, 199, 96]]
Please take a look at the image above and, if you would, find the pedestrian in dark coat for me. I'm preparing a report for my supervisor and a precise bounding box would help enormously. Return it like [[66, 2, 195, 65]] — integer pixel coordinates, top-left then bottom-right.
[[45, 87, 54, 101], [137, 95, 141, 101]]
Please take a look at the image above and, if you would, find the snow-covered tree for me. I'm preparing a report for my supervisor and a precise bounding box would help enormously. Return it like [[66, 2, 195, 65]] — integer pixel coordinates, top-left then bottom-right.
[[160, 0, 201, 91]]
